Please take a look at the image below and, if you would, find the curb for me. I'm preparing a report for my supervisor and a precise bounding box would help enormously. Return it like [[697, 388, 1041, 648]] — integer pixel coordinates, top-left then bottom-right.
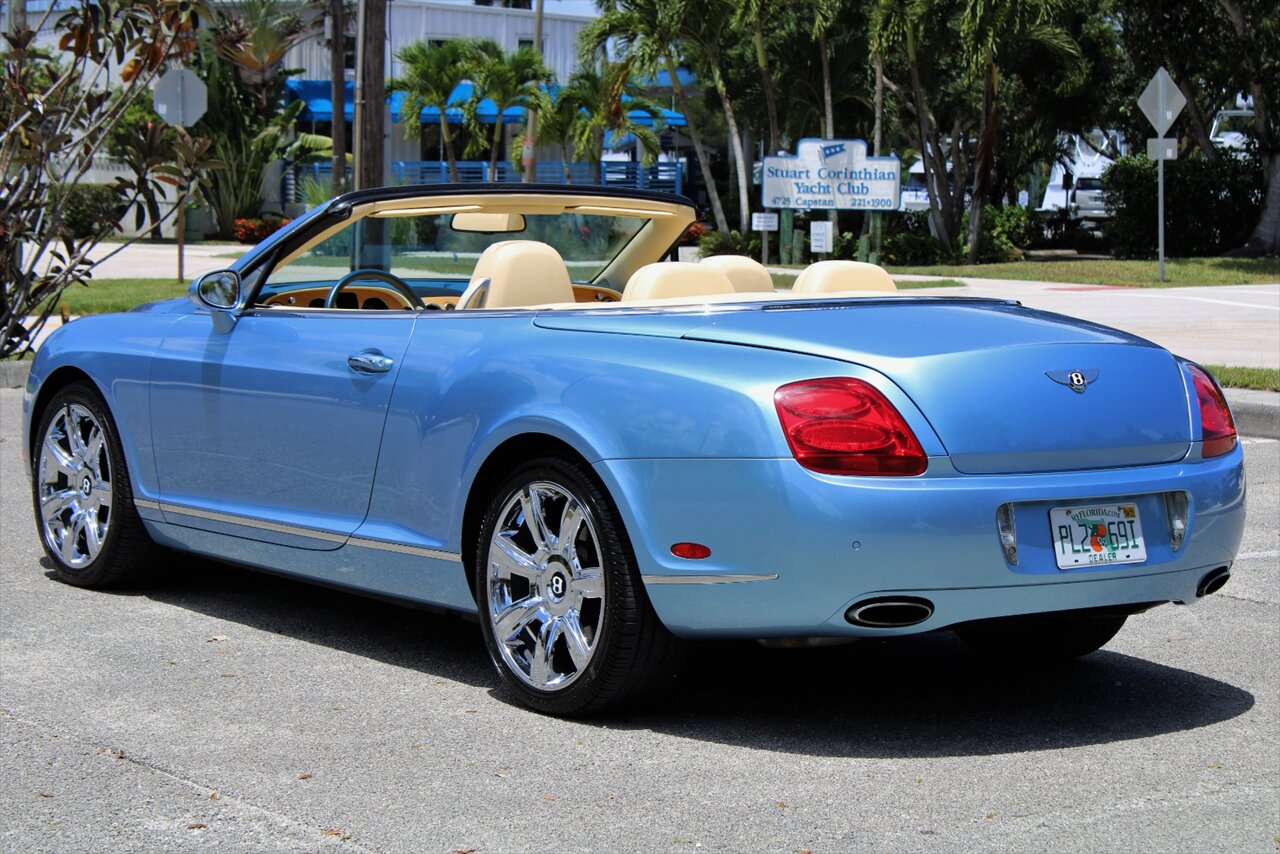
[[5, 358, 1276, 439], [1, 361, 29, 391], [1224, 388, 1280, 441]]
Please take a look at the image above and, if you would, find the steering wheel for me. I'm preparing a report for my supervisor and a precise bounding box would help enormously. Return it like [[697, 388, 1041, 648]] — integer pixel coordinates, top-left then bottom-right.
[[324, 269, 425, 310]]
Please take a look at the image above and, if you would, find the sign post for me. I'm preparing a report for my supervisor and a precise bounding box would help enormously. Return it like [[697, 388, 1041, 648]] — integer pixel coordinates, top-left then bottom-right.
[[153, 68, 208, 283], [751, 211, 778, 266], [1137, 68, 1185, 283], [809, 220, 833, 257]]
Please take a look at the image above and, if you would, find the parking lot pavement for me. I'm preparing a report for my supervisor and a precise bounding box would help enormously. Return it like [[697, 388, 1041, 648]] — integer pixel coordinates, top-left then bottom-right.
[[2, 387, 1277, 853]]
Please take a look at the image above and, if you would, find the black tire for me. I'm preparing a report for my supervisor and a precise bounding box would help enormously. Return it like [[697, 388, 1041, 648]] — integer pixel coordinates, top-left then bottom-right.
[[474, 455, 683, 715], [31, 381, 154, 588], [956, 611, 1127, 662]]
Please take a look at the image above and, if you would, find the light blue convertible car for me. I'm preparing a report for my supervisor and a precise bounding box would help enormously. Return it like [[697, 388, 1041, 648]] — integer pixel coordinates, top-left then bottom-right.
[[23, 185, 1245, 714]]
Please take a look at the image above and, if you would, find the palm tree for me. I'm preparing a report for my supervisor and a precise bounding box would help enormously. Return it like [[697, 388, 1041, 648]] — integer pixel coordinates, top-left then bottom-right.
[[872, 0, 963, 249], [465, 41, 553, 179], [571, 63, 664, 174], [960, 0, 1079, 262], [391, 39, 476, 182], [732, 0, 784, 155], [582, 0, 730, 233], [212, 0, 311, 119]]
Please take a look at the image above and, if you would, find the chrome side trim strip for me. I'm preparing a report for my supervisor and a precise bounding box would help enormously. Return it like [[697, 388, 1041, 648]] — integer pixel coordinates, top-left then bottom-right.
[[347, 536, 463, 563], [157, 502, 349, 544], [133, 498, 161, 511], [641, 573, 779, 585]]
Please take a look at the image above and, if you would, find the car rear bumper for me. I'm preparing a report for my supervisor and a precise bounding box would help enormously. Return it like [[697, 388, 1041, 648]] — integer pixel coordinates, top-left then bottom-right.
[[595, 450, 1246, 638]]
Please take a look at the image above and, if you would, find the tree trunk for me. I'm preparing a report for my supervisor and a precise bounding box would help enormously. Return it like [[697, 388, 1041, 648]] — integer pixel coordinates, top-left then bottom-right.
[[489, 117, 503, 179], [966, 60, 997, 264], [666, 55, 728, 233], [356, 0, 386, 190], [329, 0, 346, 196], [1216, 0, 1278, 253], [820, 32, 837, 240], [1170, 63, 1218, 163], [439, 115, 459, 182], [904, 27, 952, 248], [753, 23, 779, 154], [718, 86, 751, 232]]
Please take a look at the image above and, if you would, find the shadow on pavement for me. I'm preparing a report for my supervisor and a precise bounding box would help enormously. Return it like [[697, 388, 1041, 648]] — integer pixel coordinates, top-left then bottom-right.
[[605, 634, 1255, 758], [44, 554, 493, 689], [54, 556, 1254, 757]]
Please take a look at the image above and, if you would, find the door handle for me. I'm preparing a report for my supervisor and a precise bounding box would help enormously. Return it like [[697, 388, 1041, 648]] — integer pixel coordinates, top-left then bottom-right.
[[347, 352, 394, 374]]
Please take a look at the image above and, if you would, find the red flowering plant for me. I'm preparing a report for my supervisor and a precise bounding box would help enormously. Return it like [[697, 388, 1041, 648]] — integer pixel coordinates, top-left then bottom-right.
[[233, 217, 292, 243], [680, 221, 709, 245]]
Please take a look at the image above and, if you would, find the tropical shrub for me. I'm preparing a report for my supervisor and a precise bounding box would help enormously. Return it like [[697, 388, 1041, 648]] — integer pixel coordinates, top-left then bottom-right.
[[47, 184, 124, 239], [699, 229, 760, 258]]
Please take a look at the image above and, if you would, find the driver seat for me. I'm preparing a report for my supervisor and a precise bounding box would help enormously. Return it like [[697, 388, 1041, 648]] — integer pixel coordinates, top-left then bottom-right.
[[458, 240, 575, 309]]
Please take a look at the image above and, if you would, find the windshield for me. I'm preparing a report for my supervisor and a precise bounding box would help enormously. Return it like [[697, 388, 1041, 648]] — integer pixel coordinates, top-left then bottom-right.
[[260, 210, 646, 300]]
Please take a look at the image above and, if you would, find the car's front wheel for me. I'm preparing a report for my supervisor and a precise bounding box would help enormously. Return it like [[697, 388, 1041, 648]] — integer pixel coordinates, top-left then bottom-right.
[[955, 611, 1128, 662], [475, 456, 682, 715], [31, 382, 155, 588]]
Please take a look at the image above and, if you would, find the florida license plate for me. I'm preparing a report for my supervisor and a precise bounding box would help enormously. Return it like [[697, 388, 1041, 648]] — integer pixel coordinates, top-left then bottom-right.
[[1050, 503, 1147, 569]]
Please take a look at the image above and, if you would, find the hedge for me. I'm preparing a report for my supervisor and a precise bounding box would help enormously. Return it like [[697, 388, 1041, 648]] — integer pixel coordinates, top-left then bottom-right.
[[1102, 154, 1262, 258]]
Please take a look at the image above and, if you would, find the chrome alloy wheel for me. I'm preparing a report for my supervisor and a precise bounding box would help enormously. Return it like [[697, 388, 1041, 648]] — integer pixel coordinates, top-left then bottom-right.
[[37, 404, 113, 569], [486, 481, 606, 691]]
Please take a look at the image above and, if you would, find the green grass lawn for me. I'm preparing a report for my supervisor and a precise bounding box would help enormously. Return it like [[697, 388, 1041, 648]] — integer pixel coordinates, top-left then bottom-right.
[[53, 278, 191, 315], [1205, 365, 1280, 392], [882, 257, 1280, 287]]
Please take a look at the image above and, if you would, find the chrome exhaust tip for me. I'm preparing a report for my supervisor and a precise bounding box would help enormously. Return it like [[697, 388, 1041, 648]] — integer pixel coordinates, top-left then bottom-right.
[[1196, 567, 1231, 598], [846, 597, 935, 628]]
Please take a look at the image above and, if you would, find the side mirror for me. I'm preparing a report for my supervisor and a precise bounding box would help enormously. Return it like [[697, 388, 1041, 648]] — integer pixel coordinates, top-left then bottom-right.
[[189, 270, 241, 333]]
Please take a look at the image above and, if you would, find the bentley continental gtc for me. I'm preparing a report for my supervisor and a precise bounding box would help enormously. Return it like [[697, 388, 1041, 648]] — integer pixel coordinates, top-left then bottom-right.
[[23, 185, 1246, 714]]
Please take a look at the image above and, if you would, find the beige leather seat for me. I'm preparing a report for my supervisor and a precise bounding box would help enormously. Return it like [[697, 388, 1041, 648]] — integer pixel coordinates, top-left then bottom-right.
[[792, 260, 897, 294], [458, 240, 575, 309], [699, 255, 775, 293], [622, 262, 735, 302]]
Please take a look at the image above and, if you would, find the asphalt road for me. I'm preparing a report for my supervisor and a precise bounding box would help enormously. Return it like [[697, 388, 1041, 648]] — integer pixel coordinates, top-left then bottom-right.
[[1, 386, 1277, 853]]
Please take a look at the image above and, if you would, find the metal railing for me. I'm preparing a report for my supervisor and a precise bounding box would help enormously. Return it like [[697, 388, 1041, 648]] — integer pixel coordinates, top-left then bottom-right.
[[291, 160, 683, 200]]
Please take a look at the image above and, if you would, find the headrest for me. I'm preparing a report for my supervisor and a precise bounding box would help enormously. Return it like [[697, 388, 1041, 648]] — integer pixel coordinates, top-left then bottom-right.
[[622, 262, 735, 302], [458, 240, 574, 309], [699, 254, 775, 293], [792, 260, 897, 294]]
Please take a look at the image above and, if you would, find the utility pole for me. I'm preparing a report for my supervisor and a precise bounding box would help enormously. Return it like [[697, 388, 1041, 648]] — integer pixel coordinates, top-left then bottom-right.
[[328, 0, 347, 196], [522, 0, 544, 183], [354, 0, 386, 191]]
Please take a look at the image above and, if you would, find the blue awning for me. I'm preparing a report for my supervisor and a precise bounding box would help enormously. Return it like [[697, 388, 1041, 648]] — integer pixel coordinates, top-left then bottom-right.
[[285, 79, 687, 128], [285, 79, 353, 122]]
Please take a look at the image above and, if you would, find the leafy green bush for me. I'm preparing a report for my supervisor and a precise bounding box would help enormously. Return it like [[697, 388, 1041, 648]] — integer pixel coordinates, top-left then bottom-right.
[[987, 205, 1038, 251], [881, 231, 950, 265], [698, 229, 760, 258], [48, 184, 123, 239], [1103, 155, 1263, 258]]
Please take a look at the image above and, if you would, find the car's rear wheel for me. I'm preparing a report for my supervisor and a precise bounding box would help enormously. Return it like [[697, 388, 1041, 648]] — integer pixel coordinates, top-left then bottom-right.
[[475, 456, 682, 715], [956, 611, 1128, 662], [32, 382, 154, 587]]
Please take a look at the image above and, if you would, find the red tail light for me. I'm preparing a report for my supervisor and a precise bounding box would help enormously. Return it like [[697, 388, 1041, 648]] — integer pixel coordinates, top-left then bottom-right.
[[774, 378, 927, 476], [1187, 364, 1237, 458]]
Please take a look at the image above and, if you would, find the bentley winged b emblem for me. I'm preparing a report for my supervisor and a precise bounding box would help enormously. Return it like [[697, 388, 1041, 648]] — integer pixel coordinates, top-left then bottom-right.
[[1046, 368, 1099, 393]]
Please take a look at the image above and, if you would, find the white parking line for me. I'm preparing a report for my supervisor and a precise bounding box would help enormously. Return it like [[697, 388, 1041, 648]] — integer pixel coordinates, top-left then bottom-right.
[[1235, 550, 1280, 561]]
